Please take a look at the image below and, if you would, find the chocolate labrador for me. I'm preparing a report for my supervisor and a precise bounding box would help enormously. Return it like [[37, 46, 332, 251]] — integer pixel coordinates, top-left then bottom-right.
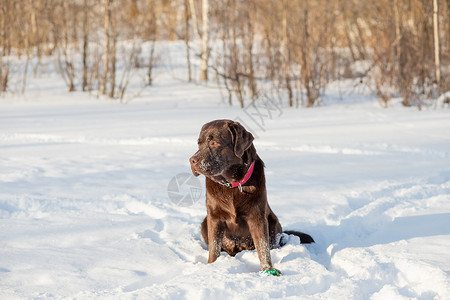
[[189, 120, 313, 274]]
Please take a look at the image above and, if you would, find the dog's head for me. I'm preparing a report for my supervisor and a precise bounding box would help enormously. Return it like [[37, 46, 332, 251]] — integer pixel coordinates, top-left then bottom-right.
[[189, 120, 255, 183]]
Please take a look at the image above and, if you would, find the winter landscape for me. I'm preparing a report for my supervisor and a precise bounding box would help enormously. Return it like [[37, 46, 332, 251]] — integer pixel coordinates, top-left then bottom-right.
[[0, 39, 449, 299], [1, 0, 450, 298]]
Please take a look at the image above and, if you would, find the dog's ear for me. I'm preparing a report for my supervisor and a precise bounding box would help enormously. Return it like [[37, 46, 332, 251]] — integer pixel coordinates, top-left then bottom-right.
[[228, 121, 254, 158]]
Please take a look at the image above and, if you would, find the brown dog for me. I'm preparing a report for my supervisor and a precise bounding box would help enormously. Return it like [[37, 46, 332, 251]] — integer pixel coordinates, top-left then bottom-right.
[[189, 120, 313, 273]]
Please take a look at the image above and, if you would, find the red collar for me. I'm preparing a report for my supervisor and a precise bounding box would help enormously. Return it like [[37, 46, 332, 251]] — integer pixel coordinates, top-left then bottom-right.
[[220, 161, 255, 192]]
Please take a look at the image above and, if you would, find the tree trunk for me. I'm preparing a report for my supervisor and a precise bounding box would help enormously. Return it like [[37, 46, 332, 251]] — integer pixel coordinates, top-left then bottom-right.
[[0, 4, 9, 93], [230, 0, 243, 107], [433, 0, 441, 97], [199, 0, 209, 81], [82, 0, 89, 91], [188, 0, 201, 42], [184, 0, 192, 82], [301, 8, 314, 107], [283, 0, 293, 107], [100, 0, 112, 96], [148, 0, 156, 86], [148, 39, 155, 86], [29, 0, 39, 57], [246, 4, 256, 100], [109, 34, 116, 98], [393, 0, 401, 65]]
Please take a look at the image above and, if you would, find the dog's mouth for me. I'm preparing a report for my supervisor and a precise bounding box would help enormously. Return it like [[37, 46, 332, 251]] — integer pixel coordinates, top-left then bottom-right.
[[190, 160, 224, 178], [190, 164, 202, 177], [190, 156, 247, 184], [190, 161, 214, 177]]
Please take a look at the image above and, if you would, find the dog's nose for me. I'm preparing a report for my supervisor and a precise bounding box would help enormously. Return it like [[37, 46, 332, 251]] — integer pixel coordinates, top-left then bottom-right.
[[190, 156, 201, 176]]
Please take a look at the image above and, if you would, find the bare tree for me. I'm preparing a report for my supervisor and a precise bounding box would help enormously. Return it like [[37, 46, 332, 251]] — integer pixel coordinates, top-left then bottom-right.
[[184, 0, 192, 82], [82, 0, 89, 91], [0, 0, 448, 108], [109, 31, 117, 98], [99, 0, 112, 96], [283, 0, 293, 107], [147, 0, 157, 86], [54, 0, 79, 92], [199, 0, 209, 81], [433, 0, 441, 97], [188, 0, 210, 81]]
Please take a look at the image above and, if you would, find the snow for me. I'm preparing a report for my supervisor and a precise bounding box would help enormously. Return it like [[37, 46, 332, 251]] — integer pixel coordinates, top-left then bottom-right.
[[1, 42, 450, 299]]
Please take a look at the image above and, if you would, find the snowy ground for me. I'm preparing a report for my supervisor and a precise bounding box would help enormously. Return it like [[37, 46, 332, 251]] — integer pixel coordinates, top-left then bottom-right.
[[1, 42, 450, 299]]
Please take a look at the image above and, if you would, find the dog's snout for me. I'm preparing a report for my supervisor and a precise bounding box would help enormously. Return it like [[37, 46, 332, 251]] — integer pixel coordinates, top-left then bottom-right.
[[190, 156, 198, 165], [190, 155, 201, 176]]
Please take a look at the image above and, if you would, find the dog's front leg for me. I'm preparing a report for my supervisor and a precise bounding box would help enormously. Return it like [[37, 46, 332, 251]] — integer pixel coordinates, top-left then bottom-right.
[[207, 216, 225, 263], [247, 215, 274, 271]]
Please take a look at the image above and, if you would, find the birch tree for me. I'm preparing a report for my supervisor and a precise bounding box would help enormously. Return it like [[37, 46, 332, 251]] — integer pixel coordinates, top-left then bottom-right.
[[189, 0, 209, 81], [199, 0, 209, 81], [99, 0, 112, 96], [433, 0, 441, 97], [82, 0, 89, 91]]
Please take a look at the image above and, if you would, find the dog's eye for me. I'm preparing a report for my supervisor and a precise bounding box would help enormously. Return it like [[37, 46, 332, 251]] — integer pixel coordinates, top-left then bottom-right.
[[209, 140, 220, 147]]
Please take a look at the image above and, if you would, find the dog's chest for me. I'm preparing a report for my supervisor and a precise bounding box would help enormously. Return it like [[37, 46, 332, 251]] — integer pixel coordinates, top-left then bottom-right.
[[213, 198, 237, 220], [208, 192, 244, 222], [215, 203, 247, 234]]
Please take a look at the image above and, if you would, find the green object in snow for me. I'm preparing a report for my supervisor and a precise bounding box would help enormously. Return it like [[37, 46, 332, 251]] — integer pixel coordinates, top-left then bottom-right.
[[259, 269, 281, 276]]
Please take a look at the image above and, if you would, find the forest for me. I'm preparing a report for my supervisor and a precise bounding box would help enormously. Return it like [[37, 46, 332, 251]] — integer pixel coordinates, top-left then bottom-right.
[[0, 0, 449, 108]]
